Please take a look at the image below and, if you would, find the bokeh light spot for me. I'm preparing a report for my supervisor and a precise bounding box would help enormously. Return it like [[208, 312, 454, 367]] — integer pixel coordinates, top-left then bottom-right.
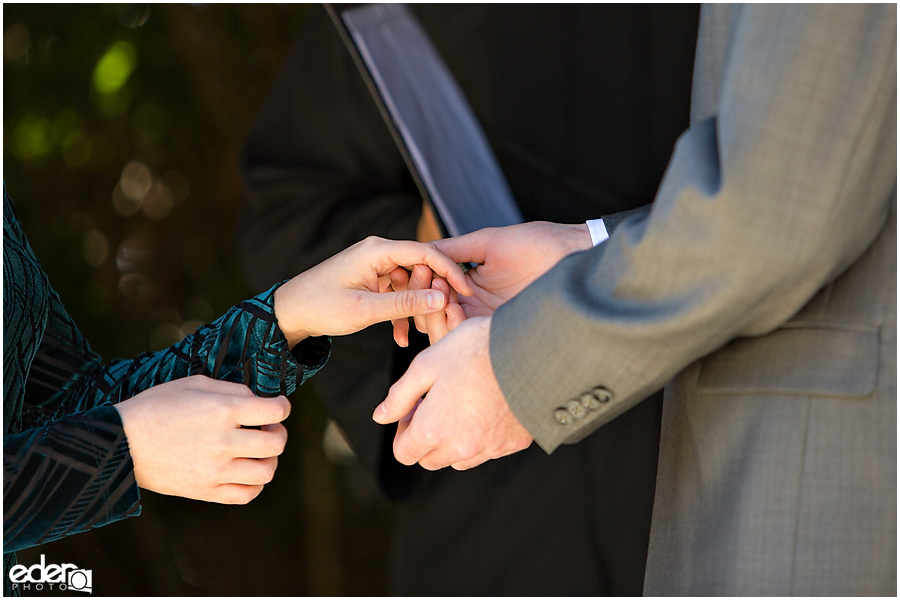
[[4, 23, 31, 62], [116, 233, 154, 273], [112, 181, 142, 216], [118, 272, 155, 303], [120, 159, 152, 201], [92, 40, 137, 95], [141, 180, 174, 220], [82, 229, 110, 267], [150, 323, 185, 351], [13, 114, 52, 159], [181, 319, 204, 336]]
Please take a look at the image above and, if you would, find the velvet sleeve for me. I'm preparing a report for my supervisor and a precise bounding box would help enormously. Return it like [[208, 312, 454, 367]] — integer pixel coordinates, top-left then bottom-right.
[[5, 216, 330, 554], [4, 282, 330, 553], [26, 281, 330, 416]]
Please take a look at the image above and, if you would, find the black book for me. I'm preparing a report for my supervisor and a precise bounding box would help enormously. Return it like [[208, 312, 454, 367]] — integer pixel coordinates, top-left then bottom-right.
[[326, 3, 524, 237]]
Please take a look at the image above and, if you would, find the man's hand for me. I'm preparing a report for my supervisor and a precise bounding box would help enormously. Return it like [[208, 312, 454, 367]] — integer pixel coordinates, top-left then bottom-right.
[[115, 376, 291, 504], [372, 317, 533, 470], [372, 222, 590, 470], [273, 236, 473, 347], [433, 221, 591, 318]]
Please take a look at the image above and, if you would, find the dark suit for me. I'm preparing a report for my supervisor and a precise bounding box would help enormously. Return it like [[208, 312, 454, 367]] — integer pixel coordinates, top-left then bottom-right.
[[237, 5, 699, 594]]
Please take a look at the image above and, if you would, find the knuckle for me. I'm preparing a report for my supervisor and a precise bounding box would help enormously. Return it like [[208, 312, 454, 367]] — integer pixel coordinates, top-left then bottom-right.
[[210, 432, 232, 457], [205, 397, 232, 423], [267, 432, 287, 456], [420, 458, 442, 471], [259, 459, 277, 484], [392, 441, 415, 467], [395, 291, 418, 315], [360, 235, 382, 250], [419, 425, 441, 449], [188, 374, 214, 389], [261, 398, 286, 424], [460, 439, 484, 459]]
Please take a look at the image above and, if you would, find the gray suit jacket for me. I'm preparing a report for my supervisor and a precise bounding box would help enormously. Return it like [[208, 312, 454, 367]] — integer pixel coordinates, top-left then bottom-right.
[[492, 4, 896, 595]]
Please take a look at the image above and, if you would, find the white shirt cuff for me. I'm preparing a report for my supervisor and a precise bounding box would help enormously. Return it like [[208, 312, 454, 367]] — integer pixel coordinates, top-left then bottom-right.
[[586, 219, 609, 247]]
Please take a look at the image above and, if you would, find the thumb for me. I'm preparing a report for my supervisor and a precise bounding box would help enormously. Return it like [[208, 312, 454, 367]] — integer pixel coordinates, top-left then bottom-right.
[[367, 288, 447, 324], [432, 228, 493, 265], [373, 354, 436, 424]]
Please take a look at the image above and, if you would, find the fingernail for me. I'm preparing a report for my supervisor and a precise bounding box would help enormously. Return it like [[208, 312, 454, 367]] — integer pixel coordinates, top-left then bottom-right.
[[372, 402, 387, 423], [427, 291, 443, 309]]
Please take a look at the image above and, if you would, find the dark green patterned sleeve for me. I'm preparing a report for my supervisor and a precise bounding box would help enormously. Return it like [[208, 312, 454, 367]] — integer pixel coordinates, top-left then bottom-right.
[[28, 282, 331, 413], [4, 186, 330, 558], [4, 284, 331, 554]]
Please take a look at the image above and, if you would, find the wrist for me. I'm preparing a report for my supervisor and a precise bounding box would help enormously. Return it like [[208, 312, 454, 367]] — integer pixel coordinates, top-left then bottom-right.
[[273, 281, 310, 348], [569, 222, 594, 251]]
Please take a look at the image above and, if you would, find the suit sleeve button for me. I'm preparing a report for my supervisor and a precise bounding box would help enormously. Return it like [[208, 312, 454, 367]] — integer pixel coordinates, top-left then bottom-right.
[[580, 391, 601, 410], [554, 408, 572, 426], [566, 400, 587, 420], [591, 387, 612, 405]]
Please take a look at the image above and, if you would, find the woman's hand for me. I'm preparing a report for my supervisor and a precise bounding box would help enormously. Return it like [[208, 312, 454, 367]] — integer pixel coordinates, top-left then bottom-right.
[[272, 236, 473, 347], [390, 267, 466, 346], [115, 376, 291, 505]]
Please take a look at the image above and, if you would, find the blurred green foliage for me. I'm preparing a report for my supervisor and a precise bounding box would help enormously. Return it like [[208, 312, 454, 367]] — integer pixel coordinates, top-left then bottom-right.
[[4, 4, 392, 595]]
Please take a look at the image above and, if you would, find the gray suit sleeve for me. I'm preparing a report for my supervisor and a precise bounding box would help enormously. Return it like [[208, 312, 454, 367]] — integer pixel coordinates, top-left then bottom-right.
[[601, 205, 651, 236], [491, 4, 897, 452]]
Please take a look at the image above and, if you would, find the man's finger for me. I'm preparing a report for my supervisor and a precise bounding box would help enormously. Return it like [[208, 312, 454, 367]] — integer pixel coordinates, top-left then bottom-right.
[[446, 302, 466, 333], [414, 438, 481, 471], [392, 317, 410, 347], [389, 266, 410, 291], [432, 228, 495, 267], [450, 455, 491, 471], [373, 357, 435, 425], [409, 265, 433, 333], [425, 279, 451, 344], [409, 264, 433, 289], [392, 417, 441, 467]]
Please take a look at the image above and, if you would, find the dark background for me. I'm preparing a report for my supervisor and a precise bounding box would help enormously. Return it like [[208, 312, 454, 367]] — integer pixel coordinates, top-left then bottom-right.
[[4, 4, 393, 595]]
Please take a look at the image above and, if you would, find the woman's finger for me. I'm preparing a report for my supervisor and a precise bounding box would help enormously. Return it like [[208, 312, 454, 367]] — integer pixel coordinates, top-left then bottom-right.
[[425, 279, 451, 344], [389, 267, 412, 346], [408, 264, 433, 334]]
